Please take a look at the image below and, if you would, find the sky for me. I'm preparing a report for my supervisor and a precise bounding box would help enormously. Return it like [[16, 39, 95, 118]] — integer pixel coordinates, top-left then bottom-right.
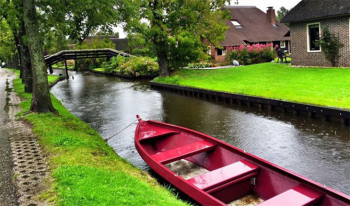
[[115, 0, 302, 38]]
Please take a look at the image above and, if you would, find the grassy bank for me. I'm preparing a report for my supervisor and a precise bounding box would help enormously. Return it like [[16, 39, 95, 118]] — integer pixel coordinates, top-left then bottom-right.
[[154, 63, 350, 109], [7, 69, 188, 205]]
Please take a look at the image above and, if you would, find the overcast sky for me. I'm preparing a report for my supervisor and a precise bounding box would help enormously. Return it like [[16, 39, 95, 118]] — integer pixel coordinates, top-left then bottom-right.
[[115, 0, 302, 38], [230, 0, 302, 11]]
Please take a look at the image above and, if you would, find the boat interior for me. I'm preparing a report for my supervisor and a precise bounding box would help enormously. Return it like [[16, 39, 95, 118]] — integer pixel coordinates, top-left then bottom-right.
[[138, 121, 344, 206]]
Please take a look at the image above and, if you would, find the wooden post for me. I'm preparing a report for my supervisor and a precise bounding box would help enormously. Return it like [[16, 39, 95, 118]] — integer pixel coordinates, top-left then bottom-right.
[[65, 60, 69, 80], [49, 65, 53, 74], [74, 59, 77, 71]]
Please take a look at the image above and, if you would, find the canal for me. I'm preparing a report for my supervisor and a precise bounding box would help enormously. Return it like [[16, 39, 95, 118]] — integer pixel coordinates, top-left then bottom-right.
[[50, 69, 350, 196]]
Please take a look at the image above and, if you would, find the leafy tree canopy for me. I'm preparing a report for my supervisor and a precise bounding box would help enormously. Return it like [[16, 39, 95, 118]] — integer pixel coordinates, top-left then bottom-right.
[[276, 6, 289, 23], [0, 19, 16, 62], [126, 0, 230, 76], [36, 0, 134, 44]]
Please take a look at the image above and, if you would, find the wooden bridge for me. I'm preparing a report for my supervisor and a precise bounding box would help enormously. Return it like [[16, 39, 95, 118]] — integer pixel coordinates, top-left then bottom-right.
[[45, 48, 134, 78]]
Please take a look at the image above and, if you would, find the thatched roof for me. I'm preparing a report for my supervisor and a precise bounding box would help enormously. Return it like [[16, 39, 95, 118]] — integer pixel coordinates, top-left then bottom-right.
[[221, 6, 290, 47], [281, 0, 350, 23]]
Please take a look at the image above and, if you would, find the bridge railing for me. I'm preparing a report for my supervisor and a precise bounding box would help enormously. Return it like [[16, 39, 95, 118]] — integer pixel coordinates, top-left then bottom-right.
[[45, 48, 134, 66]]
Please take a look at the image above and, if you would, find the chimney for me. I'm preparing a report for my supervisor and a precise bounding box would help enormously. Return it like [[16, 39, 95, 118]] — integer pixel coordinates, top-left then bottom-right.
[[266, 7, 277, 25]]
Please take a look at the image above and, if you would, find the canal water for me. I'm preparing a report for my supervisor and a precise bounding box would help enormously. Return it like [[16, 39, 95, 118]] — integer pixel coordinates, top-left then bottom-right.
[[50, 69, 350, 196]]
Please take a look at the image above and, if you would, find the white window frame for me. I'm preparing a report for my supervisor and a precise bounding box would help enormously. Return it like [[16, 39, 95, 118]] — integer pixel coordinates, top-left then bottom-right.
[[208, 46, 211, 55], [280, 41, 286, 48], [307, 22, 321, 52]]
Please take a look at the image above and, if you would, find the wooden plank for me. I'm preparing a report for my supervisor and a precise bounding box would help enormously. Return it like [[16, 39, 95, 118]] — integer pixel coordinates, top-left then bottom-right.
[[187, 160, 259, 191], [258, 185, 324, 206], [152, 140, 216, 164]]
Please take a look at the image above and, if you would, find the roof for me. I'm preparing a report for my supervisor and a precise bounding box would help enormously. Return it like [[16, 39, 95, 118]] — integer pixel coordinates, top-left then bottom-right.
[[220, 6, 290, 47], [111, 38, 129, 52], [281, 0, 350, 23]]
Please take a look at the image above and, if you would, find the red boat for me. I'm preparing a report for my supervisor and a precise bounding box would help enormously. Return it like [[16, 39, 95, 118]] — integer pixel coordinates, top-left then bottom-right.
[[134, 116, 350, 206]]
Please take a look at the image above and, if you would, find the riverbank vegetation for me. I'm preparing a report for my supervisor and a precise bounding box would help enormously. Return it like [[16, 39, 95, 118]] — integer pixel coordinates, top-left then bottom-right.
[[154, 63, 350, 109], [8, 70, 188, 205], [101, 55, 159, 76]]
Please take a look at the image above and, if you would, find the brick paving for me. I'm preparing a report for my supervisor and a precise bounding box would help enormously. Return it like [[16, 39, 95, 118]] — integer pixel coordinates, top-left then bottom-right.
[[0, 68, 51, 206]]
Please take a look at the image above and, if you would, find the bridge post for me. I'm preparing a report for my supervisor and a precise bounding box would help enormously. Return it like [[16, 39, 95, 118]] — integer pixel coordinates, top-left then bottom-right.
[[107, 55, 110, 62], [49, 65, 53, 74], [65, 60, 69, 80], [74, 59, 77, 71]]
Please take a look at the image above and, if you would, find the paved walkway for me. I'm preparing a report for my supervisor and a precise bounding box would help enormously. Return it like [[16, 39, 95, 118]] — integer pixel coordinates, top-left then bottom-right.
[[0, 68, 18, 205], [0, 68, 50, 206]]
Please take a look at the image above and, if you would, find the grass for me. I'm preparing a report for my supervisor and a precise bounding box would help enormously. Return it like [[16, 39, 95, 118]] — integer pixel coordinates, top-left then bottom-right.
[[7, 68, 188, 206], [93, 68, 104, 72], [52, 64, 74, 69], [154, 63, 350, 109]]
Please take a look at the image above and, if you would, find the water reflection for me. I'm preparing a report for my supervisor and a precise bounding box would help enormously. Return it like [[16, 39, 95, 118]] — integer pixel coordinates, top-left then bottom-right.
[[50, 69, 350, 195]]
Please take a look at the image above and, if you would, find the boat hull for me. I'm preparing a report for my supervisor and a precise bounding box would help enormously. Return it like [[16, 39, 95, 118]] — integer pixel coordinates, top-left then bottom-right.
[[135, 118, 350, 206]]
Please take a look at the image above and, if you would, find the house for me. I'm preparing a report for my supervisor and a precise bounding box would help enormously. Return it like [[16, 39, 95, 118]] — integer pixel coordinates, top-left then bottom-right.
[[207, 6, 290, 62], [281, 0, 350, 67]]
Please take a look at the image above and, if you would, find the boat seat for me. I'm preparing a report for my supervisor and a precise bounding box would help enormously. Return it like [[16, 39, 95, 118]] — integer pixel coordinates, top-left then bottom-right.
[[257, 185, 324, 206], [187, 159, 259, 192], [139, 125, 180, 141], [151, 140, 216, 164]]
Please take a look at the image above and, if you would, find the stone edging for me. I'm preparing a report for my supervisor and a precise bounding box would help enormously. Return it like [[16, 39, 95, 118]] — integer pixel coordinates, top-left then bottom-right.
[[150, 82, 350, 125]]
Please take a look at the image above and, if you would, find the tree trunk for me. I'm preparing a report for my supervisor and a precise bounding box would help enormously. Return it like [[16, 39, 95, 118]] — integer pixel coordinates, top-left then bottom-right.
[[23, 0, 56, 113], [157, 52, 170, 77], [18, 20, 33, 93]]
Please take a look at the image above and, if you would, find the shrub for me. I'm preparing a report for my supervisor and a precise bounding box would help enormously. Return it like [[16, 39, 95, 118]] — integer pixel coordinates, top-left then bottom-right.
[[187, 62, 212, 68], [226, 43, 276, 65], [316, 26, 344, 67], [119, 57, 159, 76], [102, 55, 159, 76]]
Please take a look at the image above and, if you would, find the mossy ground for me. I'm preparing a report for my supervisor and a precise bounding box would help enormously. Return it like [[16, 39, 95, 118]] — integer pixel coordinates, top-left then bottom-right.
[[154, 63, 350, 109], [6, 68, 188, 205]]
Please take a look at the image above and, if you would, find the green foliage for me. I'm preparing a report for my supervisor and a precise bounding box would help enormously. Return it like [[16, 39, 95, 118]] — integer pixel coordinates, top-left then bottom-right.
[[187, 62, 212, 68], [316, 26, 344, 67], [102, 55, 159, 76], [226, 44, 276, 65], [276, 7, 290, 23], [126, 0, 230, 76], [37, 0, 134, 44], [0, 19, 17, 62]]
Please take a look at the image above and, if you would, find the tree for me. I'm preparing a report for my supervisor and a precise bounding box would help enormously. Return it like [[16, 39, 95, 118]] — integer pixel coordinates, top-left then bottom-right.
[[317, 26, 344, 67], [276, 7, 289, 23], [1, 0, 33, 92], [37, 0, 133, 45], [0, 19, 16, 63], [128, 0, 230, 76], [23, 0, 56, 113]]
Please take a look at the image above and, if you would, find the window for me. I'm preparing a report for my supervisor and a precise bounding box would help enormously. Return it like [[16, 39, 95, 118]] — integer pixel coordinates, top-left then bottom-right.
[[307, 23, 321, 52], [207, 46, 211, 55], [217, 48, 226, 56], [231, 20, 243, 28], [280, 41, 286, 48]]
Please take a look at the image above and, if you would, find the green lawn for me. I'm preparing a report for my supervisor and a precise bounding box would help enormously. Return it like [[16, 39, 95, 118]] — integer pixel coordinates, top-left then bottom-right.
[[52, 64, 74, 69], [7, 69, 188, 206], [154, 63, 350, 109], [93, 68, 104, 72]]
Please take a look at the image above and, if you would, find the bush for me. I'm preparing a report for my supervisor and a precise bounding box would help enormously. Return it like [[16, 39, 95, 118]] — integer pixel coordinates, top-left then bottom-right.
[[187, 62, 212, 68], [226, 43, 276, 65], [102, 55, 159, 76]]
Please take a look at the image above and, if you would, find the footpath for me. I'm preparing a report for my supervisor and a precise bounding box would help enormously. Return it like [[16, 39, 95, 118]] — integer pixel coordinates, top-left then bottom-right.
[[0, 68, 50, 206]]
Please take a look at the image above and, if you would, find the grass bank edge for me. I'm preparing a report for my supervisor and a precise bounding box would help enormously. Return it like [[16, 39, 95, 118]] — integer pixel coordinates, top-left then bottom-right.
[[153, 63, 350, 109], [7, 68, 189, 205]]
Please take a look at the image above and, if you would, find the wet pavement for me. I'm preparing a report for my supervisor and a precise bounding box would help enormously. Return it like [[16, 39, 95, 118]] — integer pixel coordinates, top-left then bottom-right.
[[0, 68, 18, 206], [51, 69, 350, 196], [0, 68, 51, 206]]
